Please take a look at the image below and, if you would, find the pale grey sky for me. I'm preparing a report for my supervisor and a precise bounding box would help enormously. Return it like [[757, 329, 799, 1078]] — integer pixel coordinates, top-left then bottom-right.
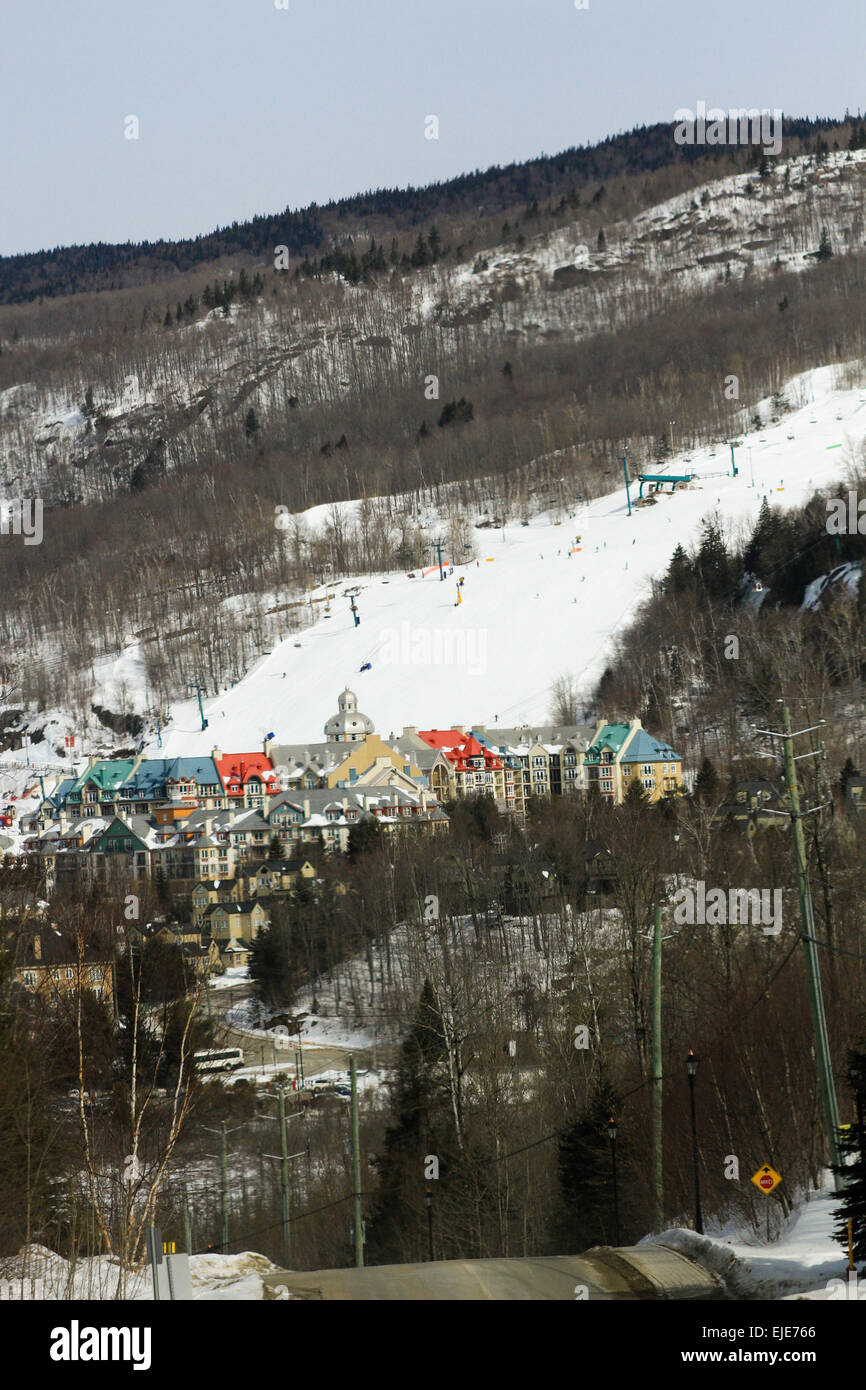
[[1, 0, 863, 256]]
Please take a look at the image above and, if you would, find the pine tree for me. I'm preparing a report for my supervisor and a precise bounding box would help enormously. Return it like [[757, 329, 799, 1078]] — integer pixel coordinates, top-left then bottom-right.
[[744, 496, 785, 579], [410, 233, 431, 268], [832, 1042, 866, 1267], [268, 832, 285, 861], [249, 918, 294, 1009], [817, 226, 834, 261], [366, 979, 450, 1263], [694, 756, 720, 802], [347, 814, 381, 860], [695, 519, 732, 599], [665, 543, 693, 594], [558, 1081, 626, 1250]]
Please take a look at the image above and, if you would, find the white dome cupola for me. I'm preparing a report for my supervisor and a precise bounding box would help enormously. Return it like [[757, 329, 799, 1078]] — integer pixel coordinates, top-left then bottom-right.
[[324, 687, 375, 743]]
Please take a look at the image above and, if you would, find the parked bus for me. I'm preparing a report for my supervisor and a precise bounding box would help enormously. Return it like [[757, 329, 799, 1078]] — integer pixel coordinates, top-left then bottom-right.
[[193, 1047, 245, 1074]]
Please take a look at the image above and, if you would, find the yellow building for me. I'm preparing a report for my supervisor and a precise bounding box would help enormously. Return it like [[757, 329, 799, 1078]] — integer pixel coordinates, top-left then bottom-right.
[[583, 719, 683, 803]]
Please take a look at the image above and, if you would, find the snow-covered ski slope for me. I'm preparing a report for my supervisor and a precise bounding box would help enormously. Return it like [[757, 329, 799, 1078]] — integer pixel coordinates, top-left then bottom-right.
[[151, 364, 866, 754]]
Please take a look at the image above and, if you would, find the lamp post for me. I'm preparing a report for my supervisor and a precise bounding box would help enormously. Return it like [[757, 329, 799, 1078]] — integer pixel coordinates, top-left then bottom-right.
[[685, 1050, 704, 1235], [607, 1116, 620, 1245]]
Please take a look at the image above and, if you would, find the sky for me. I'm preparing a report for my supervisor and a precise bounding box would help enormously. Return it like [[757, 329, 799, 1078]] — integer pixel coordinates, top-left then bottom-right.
[[1, 0, 864, 257]]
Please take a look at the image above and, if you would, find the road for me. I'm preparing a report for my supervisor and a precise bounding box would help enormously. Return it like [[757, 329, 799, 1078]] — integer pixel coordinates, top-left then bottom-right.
[[202, 977, 385, 1085]]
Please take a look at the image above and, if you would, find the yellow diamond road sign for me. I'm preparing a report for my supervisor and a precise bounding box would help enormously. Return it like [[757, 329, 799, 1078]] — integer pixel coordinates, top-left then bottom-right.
[[751, 1164, 782, 1194]]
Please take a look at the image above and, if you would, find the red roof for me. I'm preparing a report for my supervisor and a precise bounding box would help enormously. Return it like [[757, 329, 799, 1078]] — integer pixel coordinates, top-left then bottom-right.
[[418, 729, 466, 751], [418, 730, 502, 772], [214, 753, 280, 795]]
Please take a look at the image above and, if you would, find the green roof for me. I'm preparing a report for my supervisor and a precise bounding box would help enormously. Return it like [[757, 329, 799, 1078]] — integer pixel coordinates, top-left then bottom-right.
[[71, 760, 137, 795], [585, 724, 681, 764]]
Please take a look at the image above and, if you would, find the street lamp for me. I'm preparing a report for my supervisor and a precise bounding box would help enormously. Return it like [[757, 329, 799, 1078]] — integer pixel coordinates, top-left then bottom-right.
[[685, 1050, 704, 1235], [607, 1116, 620, 1245]]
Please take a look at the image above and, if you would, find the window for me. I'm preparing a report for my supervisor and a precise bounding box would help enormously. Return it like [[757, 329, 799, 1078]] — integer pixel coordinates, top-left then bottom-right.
[[642, 764, 654, 775], [23, 971, 36, 987], [642, 777, 654, 790], [89, 968, 101, 983], [66, 968, 74, 981]]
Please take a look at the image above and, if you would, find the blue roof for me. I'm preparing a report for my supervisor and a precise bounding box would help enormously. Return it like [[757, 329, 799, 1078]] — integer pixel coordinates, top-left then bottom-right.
[[125, 758, 221, 795], [619, 729, 681, 763], [49, 777, 77, 805]]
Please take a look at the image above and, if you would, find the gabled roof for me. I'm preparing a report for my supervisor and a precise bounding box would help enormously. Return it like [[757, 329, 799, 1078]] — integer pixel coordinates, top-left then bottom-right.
[[71, 759, 137, 795], [619, 729, 680, 763], [203, 899, 269, 919], [215, 752, 280, 793], [585, 723, 681, 765], [419, 730, 503, 772]]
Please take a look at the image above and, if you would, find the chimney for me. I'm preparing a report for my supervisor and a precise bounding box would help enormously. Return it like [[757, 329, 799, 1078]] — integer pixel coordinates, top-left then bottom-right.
[[263, 735, 273, 758], [211, 746, 223, 762], [475, 725, 487, 736], [32, 932, 42, 961]]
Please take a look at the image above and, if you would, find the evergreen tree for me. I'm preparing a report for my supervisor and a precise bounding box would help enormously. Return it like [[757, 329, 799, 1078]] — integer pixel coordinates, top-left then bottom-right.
[[410, 233, 431, 268], [597, 227, 606, 252], [347, 814, 382, 861], [244, 406, 260, 440], [366, 979, 449, 1263], [557, 1081, 626, 1250], [249, 918, 294, 1009], [695, 519, 732, 599], [744, 496, 783, 579], [832, 1041, 866, 1267], [817, 226, 834, 261], [694, 756, 720, 802], [268, 832, 285, 861], [664, 543, 693, 595]]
